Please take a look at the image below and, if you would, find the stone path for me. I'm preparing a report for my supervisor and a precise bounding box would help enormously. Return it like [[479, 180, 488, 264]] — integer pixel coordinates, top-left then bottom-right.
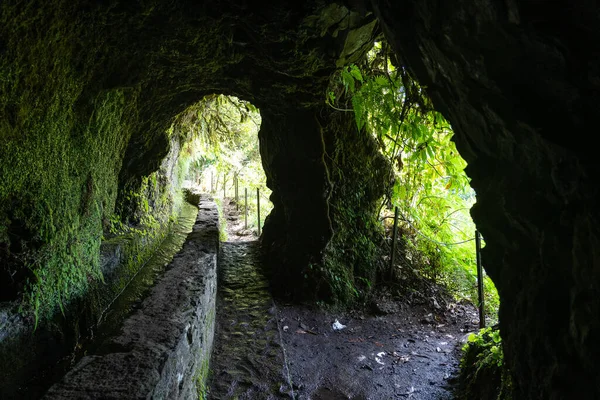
[[208, 241, 292, 399]]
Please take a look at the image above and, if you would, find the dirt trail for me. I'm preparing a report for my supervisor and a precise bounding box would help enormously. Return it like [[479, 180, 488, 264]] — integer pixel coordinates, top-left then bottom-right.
[[208, 198, 478, 399]]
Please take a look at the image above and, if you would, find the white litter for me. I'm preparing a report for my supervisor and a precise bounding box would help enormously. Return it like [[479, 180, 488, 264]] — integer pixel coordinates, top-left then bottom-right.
[[332, 319, 346, 331]]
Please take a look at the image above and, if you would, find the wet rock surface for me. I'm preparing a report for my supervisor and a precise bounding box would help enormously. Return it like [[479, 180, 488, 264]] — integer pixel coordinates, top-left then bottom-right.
[[208, 241, 291, 399], [373, 1, 600, 397], [44, 196, 219, 399]]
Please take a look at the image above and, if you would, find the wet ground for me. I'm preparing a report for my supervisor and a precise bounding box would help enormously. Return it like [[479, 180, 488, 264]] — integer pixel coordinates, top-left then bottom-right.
[[277, 302, 474, 400], [208, 198, 479, 399], [208, 241, 292, 398]]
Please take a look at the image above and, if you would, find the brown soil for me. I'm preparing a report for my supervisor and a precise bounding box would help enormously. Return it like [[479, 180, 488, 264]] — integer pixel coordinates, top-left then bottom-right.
[[277, 297, 477, 399]]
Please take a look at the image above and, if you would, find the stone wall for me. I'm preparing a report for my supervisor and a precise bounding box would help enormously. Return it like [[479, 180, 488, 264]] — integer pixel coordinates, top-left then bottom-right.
[[44, 196, 219, 399], [0, 131, 190, 398]]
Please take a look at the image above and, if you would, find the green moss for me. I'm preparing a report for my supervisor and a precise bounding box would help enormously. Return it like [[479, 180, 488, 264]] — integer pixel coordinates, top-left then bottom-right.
[[0, 1, 193, 321], [213, 197, 228, 242], [195, 355, 210, 399], [311, 112, 391, 304], [0, 1, 142, 322], [196, 307, 216, 399], [0, 85, 132, 322]]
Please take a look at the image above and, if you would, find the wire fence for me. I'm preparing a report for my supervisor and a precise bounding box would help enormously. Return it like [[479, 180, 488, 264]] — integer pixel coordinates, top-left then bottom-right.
[[207, 171, 487, 328], [387, 206, 486, 328], [208, 173, 272, 234]]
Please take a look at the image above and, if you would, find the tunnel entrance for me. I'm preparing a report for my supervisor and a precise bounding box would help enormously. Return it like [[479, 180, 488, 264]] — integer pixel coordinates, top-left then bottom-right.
[[3, 0, 596, 397], [200, 41, 504, 398], [179, 94, 273, 239]]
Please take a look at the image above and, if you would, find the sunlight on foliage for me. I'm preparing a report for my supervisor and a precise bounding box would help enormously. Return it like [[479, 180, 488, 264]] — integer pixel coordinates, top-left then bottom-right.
[[329, 42, 499, 321], [178, 94, 272, 233]]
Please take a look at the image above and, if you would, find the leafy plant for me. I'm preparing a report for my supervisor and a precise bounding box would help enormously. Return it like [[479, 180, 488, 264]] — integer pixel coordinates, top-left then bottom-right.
[[463, 327, 503, 368], [328, 41, 499, 320], [458, 327, 512, 400]]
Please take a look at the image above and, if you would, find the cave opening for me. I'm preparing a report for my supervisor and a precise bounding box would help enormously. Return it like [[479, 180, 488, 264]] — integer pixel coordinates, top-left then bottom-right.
[[1, 0, 599, 398], [178, 94, 273, 239]]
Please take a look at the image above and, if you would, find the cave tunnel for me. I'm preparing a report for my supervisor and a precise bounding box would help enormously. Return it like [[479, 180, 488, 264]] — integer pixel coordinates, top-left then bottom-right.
[[1, 0, 599, 399]]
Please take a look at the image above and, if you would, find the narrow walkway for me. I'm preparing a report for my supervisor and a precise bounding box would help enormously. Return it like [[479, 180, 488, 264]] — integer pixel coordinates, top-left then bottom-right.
[[208, 241, 292, 399], [208, 198, 476, 400]]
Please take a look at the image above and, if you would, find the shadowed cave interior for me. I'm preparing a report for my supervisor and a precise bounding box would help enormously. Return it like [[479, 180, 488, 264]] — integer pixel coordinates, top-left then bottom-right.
[[1, 0, 599, 399]]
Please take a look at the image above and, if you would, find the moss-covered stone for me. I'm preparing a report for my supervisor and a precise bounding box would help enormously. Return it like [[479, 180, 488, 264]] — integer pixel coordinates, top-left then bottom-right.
[[317, 110, 392, 303], [261, 108, 391, 304]]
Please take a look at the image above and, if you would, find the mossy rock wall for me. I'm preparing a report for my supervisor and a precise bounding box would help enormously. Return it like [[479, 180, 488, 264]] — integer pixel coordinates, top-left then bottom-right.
[[260, 109, 334, 299], [0, 0, 381, 309], [373, 0, 600, 397], [0, 127, 190, 397], [261, 108, 391, 303], [0, 85, 133, 314], [318, 110, 392, 303]]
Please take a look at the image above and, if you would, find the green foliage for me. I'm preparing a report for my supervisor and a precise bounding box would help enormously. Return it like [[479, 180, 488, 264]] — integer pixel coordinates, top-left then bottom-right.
[[328, 41, 499, 320], [181, 94, 272, 234], [463, 328, 503, 368], [213, 197, 229, 242], [459, 327, 513, 400]]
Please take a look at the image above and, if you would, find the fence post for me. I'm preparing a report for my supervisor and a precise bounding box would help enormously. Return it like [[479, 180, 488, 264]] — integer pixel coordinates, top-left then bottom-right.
[[223, 174, 226, 198], [257, 188, 261, 236], [210, 171, 214, 193], [244, 188, 248, 229], [389, 206, 399, 280], [235, 175, 239, 209], [476, 230, 485, 329]]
